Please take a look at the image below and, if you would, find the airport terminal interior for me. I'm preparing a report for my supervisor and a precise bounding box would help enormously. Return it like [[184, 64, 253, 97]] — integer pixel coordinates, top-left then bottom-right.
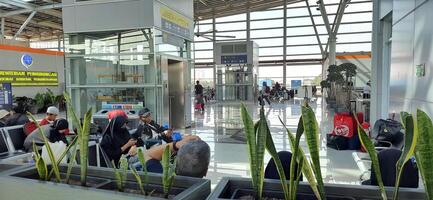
[[0, 0, 432, 200]]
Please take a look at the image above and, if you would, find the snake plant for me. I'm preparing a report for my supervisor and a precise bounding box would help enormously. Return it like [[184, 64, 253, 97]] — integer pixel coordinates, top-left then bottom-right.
[[28, 113, 61, 182], [64, 92, 92, 186], [415, 109, 433, 200], [137, 148, 148, 184], [113, 155, 128, 192], [162, 145, 176, 198], [131, 168, 145, 195], [33, 141, 48, 181], [279, 117, 321, 200], [393, 112, 417, 200], [241, 104, 267, 199], [357, 121, 387, 200], [301, 105, 326, 200]]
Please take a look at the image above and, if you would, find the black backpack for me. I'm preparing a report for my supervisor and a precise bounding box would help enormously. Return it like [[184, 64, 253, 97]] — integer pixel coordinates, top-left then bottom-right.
[[371, 119, 403, 147], [327, 134, 348, 150]]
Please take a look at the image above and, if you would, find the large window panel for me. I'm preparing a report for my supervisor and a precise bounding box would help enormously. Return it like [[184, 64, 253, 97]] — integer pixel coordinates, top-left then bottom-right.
[[195, 58, 213, 63], [337, 43, 371, 52], [259, 47, 284, 56], [251, 28, 284, 38], [194, 41, 213, 50], [253, 38, 284, 47], [286, 55, 322, 60], [286, 7, 308, 17], [215, 13, 246, 22], [337, 33, 372, 43], [341, 13, 372, 23], [286, 26, 315, 36], [214, 31, 247, 40], [259, 56, 284, 61], [286, 17, 313, 27], [250, 19, 283, 29], [216, 22, 246, 31], [286, 36, 318, 45], [195, 50, 213, 59], [286, 46, 321, 55], [258, 66, 284, 81], [250, 9, 283, 20]]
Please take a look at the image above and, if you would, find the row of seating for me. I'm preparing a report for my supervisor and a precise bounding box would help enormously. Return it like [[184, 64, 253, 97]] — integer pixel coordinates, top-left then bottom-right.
[[0, 125, 113, 168], [0, 125, 27, 159]]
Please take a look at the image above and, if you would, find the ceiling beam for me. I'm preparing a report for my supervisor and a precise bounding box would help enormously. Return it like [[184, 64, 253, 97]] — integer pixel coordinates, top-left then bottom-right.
[[14, 11, 36, 39], [8, 15, 62, 30], [0, 3, 62, 17]]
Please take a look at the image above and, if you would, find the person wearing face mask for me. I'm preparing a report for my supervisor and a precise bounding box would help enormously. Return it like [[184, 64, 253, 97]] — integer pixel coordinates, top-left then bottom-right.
[[100, 115, 140, 166], [23, 118, 69, 152], [134, 108, 173, 149]]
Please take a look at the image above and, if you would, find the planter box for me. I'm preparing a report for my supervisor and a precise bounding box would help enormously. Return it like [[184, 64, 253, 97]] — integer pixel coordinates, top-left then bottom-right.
[[208, 177, 425, 200], [0, 165, 210, 200]]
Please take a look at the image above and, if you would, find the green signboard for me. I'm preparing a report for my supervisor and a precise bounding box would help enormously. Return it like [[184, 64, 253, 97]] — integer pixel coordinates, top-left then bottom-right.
[[0, 70, 58, 86]]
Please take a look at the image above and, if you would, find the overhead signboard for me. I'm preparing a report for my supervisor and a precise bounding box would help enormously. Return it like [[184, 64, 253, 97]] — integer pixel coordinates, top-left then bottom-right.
[[160, 7, 191, 39], [221, 55, 248, 64], [0, 70, 58, 87]]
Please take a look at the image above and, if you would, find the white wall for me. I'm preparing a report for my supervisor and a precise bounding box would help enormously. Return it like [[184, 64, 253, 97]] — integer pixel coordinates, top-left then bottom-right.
[[388, 0, 433, 116], [0, 48, 65, 98]]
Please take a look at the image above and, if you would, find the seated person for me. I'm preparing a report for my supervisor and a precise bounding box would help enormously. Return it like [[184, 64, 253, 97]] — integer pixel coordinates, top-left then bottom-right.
[[145, 136, 210, 178], [107, 109, 128, 122], [135, 108, 173, 148], [24, 119, 69, 152], [0, 109, 10, 127], [264, 151, 302, 181], [6, 105, 30, 126], [40, 106, 59, 125], [100, 115, 142, 166], [363, 148, 418, 188]]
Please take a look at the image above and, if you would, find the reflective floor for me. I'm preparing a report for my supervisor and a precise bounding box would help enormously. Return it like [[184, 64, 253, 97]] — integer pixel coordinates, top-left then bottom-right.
[[185, 98, 361, 188]]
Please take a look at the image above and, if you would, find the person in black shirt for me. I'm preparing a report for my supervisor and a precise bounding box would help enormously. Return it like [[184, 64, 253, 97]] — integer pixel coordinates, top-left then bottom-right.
[[6, 105, 29, 126], [194, 80, 204, 96], [134, 108, 172, 149], [100, 115, 138, 166]]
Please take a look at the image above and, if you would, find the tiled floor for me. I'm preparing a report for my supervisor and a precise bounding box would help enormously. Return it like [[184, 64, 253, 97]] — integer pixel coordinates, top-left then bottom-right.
[[185, 98, 362, 188]]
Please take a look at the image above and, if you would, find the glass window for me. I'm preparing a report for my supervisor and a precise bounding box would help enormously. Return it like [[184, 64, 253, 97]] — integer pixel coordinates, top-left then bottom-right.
[[250, 19, 283, 29], [251, 28, 283, 38], [251, 9, 283, 20], [216, 22, 246, 31], [260, 47, 284, 56], [253, 38, 284, 47], [215, 13, 246, 23]]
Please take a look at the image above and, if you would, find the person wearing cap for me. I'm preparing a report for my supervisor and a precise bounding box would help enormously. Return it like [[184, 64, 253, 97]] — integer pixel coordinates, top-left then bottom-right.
[[40, 106, 59, 126], [135, 107, 173, 149], [23, 118, 69, 152], [0, 109, 10, 127]]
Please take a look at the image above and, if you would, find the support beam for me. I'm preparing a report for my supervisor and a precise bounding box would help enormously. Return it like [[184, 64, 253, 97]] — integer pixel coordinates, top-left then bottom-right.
[[317, 0, 332, 35], [1, 18, 4, 38], [0, 3, 62, 17], [333, 0, 350, 34], [9, 15, 62, 30], [14, 11, 36, 39], [306, 0, 324, 57], [283, 0, 287, 87]]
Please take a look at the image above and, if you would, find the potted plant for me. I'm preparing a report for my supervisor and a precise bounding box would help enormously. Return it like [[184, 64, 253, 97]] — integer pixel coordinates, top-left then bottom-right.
[[208, 103, 429, 199], [0, 92, 210, 200], [321, 63, 356, 112]]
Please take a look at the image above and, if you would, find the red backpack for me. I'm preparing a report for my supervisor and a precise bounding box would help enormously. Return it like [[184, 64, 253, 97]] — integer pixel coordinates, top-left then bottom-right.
[[23, 121, 38, 136]]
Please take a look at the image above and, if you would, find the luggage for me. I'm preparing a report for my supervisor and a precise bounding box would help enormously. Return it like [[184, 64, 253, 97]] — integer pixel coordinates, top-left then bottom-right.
[[327, 134, 348, 150], [333, 112, 355, 138], [371, 119, 403, 147]]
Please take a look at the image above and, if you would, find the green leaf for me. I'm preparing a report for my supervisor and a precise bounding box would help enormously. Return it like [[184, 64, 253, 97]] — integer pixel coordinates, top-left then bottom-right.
[[131, 168, 145, 195], [357, 124, 387, 200], [415, 109, 433, 200], [241, 104, 259, 198], [301, 106, 326, 200], [65, 144, 78, 184], [290, 117, 304, 200], [162, 145, 175, 197], [393, 113, 418, 200], [279, 116, 321, 200], [27, 112, 61, 182], [264, 118, 289, 200], [137, 148, 148, 184], [79, 108, 92, 186], [113, 161, 123, 192], [255, 107, 268, 199], [33, 141, 47, 181]]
